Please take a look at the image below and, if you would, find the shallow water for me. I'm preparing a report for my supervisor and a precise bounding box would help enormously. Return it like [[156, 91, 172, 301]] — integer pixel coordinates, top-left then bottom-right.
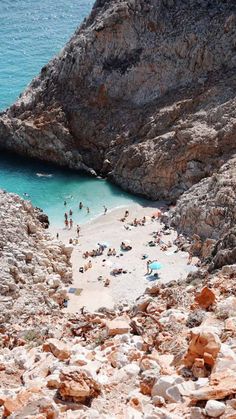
[[0, 0, 150, 226], [0, 151, 147, 226]]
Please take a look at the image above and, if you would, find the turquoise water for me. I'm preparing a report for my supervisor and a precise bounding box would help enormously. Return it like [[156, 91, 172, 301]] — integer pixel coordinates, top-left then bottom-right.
[[1, 0, 94, 110], [0, 1, 147, 226], [0, 152, 145, 226]]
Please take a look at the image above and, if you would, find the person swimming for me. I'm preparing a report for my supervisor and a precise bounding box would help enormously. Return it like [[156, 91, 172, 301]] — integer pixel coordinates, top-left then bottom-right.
[[79, 202, 83, 210]]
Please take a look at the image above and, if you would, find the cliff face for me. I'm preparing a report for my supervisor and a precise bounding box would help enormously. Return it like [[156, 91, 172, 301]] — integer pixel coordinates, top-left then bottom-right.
[[0, 191, 72, 327], [0, 0, 236, 201]]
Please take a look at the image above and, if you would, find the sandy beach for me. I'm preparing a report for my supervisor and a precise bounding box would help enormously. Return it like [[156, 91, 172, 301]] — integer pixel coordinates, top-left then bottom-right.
[[50, 203, 196, 313]]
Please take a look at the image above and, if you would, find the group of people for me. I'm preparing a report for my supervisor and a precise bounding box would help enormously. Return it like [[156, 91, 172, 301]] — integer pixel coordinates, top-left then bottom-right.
[[131, 216, 146, 227], [83, 246, 104, 258], [64, 209, 74, 229]]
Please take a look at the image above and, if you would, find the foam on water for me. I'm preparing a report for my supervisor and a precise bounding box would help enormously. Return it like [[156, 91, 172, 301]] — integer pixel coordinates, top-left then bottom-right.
[[0, 0, 149, 226]]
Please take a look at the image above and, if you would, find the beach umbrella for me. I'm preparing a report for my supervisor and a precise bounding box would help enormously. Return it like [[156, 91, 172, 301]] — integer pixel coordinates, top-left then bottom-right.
[[149, 261, 162, 270]]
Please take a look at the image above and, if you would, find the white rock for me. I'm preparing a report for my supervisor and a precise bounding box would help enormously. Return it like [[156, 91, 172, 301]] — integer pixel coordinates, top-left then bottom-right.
[[205, 400, 226, 417], [151, 375, 184, 400]]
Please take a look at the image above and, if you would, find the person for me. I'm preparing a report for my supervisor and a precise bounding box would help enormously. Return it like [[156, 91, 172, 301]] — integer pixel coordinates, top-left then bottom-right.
[[64, 212, 68, 220], [77, 225, 80, 236], [65, 219, 69, 229], [56, 233, 59, 239], [146, 260, 152, 275], [104, 205, 107, 215], [125, 210, 129, 218], [87, 207, 90, 214], [79, 202, 83, 210], [80, 306, 85, 315], [88, 260, 92, 269], [104, 278, 110, 287], [69, 209, 73, 216], [69, 218, 73, 229], [69, 238, 73, 244], [64, 201, 67, 206]]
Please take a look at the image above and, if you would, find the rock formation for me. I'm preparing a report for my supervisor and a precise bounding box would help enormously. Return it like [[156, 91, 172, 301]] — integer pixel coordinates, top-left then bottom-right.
[[0, 190, 72, 328], [1, 0, 236, 416], [0, 0, 236, 203]]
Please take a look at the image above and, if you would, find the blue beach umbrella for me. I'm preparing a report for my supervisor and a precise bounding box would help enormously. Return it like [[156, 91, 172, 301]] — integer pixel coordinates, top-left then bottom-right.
[[149, 261, 163, 271]]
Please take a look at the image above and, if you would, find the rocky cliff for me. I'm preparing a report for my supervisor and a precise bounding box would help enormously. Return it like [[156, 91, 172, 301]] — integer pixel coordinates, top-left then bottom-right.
[[0, 190, 73, 327], [0, 0, 236, 202]]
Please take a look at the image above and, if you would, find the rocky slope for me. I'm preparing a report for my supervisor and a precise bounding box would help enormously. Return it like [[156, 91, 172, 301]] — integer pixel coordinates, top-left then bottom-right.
[[1, 255, 236, 418], [0, 0, 236, 202], [0, 190, 73, 328]]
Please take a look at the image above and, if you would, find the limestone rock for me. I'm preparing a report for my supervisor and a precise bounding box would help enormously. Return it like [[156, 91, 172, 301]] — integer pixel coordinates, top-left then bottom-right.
[[184, 329, 221, 373], [195, 287, 216, 309], [43, 338, 71, 361], [106, 318, 130, 336], [58, 367, 101, 403], [205, 400, 226, 418], [190, 371, 236, 401], [0, 1, 236, 209]]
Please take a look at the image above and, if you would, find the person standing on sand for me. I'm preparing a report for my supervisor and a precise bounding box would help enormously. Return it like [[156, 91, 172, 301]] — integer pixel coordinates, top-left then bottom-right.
[[69, 218, 73, 229], [56, 233, 59, 239], [77, 225, 80, 236], [146, 260, 152, 275], [79, 202, 83, 210], [103, 205, 107, 215]]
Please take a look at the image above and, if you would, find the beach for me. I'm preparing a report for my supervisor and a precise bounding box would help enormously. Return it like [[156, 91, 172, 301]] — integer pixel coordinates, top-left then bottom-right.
[[50, 203, 196, 313]]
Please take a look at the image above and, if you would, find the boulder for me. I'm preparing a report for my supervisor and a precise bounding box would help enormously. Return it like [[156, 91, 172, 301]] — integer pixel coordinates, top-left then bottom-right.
[[184, 329, 221, 373], [151, 375, 184, 400], [190, 371, 236, 401], [43, 338, 71, 361], [106, 319, 130, 336], [195, 287, 216, 309], [58, 367, 101, 403], [205, 400, 226, 417]]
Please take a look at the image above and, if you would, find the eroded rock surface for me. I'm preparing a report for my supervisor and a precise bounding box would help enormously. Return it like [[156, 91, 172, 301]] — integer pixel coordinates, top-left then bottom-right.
[[0, 0, 236, 201], [0, 190, 72, 327]]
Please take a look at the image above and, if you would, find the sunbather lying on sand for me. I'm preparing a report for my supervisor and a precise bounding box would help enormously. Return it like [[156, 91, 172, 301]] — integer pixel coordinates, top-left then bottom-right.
[[111, 268, 127, 276], [121, 242, 132, 251]]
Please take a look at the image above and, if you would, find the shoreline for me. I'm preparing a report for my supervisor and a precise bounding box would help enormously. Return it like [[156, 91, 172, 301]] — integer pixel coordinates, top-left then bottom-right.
[[49, 202, 195, 313]]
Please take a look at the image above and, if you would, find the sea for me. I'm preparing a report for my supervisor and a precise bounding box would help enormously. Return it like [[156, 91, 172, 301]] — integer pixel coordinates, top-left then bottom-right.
[[0, 0, 147, 226]]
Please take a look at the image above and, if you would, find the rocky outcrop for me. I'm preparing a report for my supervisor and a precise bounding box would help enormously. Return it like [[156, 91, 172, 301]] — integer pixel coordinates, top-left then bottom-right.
[[170, 157, 236, 240], [0, 0, 236, 201], [1, 268, 236, 417], [0, 190, 72, 327]]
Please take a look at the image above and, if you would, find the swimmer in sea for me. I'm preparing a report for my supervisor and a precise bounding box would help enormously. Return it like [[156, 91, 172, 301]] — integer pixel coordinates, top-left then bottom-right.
[[87, 207, 90, 214], [79, 202, 83, 210], [64, 201, 67, 206]]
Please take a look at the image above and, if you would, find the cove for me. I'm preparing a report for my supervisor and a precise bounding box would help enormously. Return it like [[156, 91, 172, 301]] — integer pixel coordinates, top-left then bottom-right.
[[0, 151, 148, 227]]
